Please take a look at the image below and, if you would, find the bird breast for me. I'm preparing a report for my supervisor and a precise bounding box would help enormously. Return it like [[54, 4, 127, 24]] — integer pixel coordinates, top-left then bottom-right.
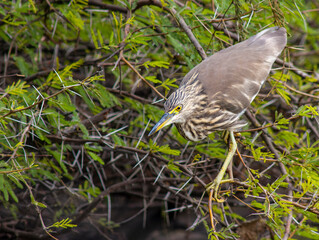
[[174, 106, 220, 141], [175, 104, 247, 141]]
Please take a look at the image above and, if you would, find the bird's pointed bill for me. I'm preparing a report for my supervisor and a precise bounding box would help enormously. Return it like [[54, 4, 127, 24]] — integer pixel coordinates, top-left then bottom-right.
[[149, 112, 175, 136]]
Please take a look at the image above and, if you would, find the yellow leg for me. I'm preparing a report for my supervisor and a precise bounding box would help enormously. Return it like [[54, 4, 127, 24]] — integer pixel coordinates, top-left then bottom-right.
[[206, 131, 237, 202]]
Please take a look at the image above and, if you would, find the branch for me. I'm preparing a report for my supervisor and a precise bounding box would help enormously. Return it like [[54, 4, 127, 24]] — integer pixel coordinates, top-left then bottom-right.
[[63, 108, 110, 136], [169, 7, 207, 60], [88, 0, 126, 13], [0, 82, 80, 120], [276, 58, 317, 80], [134, 0, 207, 60], [105, 87, 164, 107], [121, 56, 166, 99]]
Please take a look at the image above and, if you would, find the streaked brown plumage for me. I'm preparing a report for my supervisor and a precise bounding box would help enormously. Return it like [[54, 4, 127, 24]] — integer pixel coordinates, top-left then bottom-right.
[[149, 27, 287, 141], [149, 27, 287, 202]]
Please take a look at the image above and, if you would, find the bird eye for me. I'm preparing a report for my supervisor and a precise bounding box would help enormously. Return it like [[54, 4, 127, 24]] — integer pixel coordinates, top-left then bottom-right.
[[176, 106, 182, 111]]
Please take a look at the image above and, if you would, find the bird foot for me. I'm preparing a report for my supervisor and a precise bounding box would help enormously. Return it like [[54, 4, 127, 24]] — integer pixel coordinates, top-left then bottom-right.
[[206, 179, 234, 202], [222, 131, 241, 144]]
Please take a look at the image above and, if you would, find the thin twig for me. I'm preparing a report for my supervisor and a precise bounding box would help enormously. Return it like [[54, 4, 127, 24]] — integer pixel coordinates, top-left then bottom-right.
[[121, 56, 166, 99], [276, 58, 316, 80], [134, 0, 207, 60], [169, 7, 207, 60], [88, 0, 127, 13]]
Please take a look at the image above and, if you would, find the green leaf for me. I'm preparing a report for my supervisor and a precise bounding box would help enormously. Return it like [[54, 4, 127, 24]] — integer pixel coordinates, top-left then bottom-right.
[[30, 194, 47, 208], [64, 9, 84, 30], [160, 78, 178, 90], [45, 147, 68, 174], [91, 28, 99, 49], [296, 105, 318, 118], [129, 34, 151, 45], [167, 162, 182, 173], [48, 218, 77, 229], [12, 56, 36, 75], [56, 93, 76, 112], [157, 144, 181, 155], [145, 76, 162, 84], [276, 87, 291, 105], [87, 151, 104, 165], [274, 131, 300, 148], [93, 84, 121, 108], [5, 80, 30, 96], [143, 60, 170, 69]]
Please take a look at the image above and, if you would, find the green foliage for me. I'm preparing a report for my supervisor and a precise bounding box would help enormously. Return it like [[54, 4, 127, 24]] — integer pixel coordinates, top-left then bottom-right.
[[249, 145, 275, 162], [1, 0, 319, 239], [79, 180, 101, 199], [48, 218, 77, 230], [167, 161, 182, 173], [0, 173, 21, 202], [5, 80, 30, 96], [141, 139, 181, 156]]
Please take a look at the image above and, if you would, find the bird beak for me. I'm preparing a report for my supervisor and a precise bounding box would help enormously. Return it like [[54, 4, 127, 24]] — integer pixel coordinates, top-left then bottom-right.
[[149, 112, 175, 136]]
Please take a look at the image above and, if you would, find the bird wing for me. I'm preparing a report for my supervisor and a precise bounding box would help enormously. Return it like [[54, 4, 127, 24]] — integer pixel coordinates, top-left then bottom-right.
[[182, 27, 287, 115]]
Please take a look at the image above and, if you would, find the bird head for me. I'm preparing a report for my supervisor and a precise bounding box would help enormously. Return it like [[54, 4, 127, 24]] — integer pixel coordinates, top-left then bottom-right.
[[148, 81, 204, 137], [148, 90, 185, 136]]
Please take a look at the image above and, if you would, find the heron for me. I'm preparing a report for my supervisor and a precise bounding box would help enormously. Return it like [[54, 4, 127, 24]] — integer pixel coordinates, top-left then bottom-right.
[[149, 27, 287, 201]]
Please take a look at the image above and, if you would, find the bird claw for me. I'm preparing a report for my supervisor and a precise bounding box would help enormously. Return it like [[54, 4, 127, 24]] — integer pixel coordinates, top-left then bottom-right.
[[211, 190, 225, 203], [206, 182, 224, 202], [206, 179, 234, 202]]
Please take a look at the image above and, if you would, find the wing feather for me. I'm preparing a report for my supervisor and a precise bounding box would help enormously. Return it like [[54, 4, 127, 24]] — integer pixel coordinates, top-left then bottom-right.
[[181, 27, 287, 114]]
